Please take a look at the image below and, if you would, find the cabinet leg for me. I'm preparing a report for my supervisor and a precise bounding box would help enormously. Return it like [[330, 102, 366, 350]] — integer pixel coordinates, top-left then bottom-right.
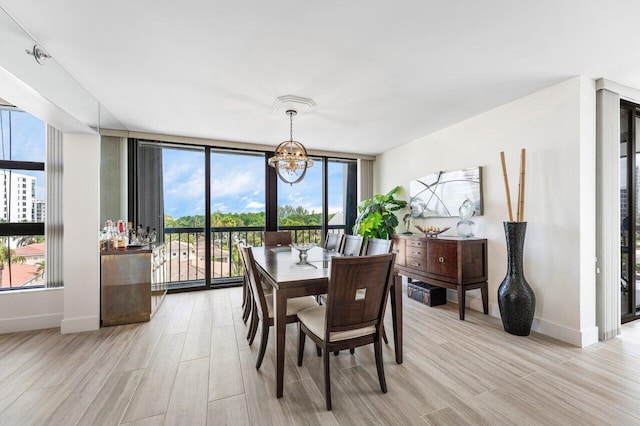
[[481, 282, 488, 315], [457, 285, 465, 320]]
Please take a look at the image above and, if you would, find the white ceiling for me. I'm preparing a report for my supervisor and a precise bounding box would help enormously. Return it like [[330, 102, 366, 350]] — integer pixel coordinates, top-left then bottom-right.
[[1, 0, 640, 155]]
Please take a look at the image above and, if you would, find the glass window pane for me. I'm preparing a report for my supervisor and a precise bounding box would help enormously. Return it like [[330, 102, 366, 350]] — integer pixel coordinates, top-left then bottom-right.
[[0, 235, 45, 289], [210, 151, 265, 279], [327, 160, 347, 226], [161, 146, 206, 286], [277, 157, 323, 243], [0, 110, 45, 162], [0, 170, 45, 223]]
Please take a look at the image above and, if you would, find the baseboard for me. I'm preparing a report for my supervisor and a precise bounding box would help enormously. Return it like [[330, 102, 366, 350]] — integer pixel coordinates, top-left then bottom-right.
[[0, 312, 63, 334], [61, 315, 100, 334], [448, 290, 598, 347]]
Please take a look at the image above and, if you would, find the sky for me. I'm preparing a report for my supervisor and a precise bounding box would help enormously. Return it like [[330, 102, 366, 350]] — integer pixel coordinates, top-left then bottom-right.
[[4, 108, 347, 221], [0, 109, 45, 202], [162, 148, 347, 219]]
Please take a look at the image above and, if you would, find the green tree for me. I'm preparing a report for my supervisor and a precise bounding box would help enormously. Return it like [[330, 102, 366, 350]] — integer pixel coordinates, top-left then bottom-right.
[[0, 243, 26, 287]]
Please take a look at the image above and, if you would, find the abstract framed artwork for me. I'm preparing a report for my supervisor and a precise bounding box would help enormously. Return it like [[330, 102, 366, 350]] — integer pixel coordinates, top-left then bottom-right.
[[409, 167, 483, 218]]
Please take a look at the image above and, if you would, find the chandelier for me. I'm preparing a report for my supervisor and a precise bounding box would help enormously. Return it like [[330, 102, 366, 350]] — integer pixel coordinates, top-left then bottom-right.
[[268, 109, 314, 185]]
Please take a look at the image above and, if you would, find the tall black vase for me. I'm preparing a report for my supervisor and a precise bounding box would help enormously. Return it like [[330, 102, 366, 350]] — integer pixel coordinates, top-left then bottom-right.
[[498, 222, 536, 336]]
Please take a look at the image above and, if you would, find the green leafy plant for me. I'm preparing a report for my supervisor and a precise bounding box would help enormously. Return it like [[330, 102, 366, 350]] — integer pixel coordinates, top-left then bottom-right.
[[353, 186, 407, 239]]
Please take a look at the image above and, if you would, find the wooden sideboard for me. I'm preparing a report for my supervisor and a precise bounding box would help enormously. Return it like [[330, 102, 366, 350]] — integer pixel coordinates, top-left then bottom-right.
[[392, 234, 488, 320]]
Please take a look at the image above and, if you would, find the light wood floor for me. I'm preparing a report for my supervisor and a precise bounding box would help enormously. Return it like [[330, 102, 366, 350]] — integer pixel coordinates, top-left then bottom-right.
[[1, 285, 640, 425]]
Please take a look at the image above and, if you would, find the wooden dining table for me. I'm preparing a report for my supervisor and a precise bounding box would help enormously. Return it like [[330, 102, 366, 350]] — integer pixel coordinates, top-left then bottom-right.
[[251, 245, 403, 398]]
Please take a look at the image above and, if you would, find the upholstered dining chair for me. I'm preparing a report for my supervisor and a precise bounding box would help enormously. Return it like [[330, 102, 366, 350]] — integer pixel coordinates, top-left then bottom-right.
[[296, 253, 396, 410], [263, 231, 292, 247], [238, 244, 318, 369], [323, 233, 343, 251], [339, 234, 364, 256]]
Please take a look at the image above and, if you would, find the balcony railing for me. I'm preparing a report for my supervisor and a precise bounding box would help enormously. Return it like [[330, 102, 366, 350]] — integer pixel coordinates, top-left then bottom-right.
[[163, 225, 345, 289]]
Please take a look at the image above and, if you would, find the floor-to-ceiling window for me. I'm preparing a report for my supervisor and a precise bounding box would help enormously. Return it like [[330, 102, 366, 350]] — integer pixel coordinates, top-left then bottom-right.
[[0, 108, 46, 290], [210, 150, 265, 282], [620, 101, 640, 322], [131, 140, 356, 291]]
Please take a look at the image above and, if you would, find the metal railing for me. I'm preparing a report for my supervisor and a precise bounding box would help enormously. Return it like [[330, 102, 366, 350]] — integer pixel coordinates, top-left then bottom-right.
[[163, 225, 345, 288]]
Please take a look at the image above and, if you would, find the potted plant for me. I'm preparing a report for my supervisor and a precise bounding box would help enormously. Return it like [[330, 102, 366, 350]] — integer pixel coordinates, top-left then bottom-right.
[[353, 186, 407, 239]]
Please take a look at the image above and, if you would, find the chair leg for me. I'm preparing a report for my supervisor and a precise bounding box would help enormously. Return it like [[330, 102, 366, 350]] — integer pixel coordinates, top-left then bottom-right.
[[334, 351, 339, 356], [316, 345, 322, 356], [374, 338, 387, 393], [241, 276, 247, 308], [256, 321, 269, 369], [349, 348, 355, 355], [324, 348, 332, 410], [246, 300, 255, 340], [297, 325, 306, 366], [382, 325, 389, 344], [242, 286, 252, 323], [248, 304, 259, 345]]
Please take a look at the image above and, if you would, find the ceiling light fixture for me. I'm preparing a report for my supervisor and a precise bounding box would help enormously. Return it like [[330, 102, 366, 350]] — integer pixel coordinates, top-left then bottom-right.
[[268, 109, 313, 185], [25, 44, 52, 65]]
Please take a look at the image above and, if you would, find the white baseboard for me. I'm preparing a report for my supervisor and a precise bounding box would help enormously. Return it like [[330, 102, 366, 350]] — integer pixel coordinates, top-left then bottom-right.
[[61, 315, 100, 334], [0, 313, 63, 334], [448, 289, 598, 347]]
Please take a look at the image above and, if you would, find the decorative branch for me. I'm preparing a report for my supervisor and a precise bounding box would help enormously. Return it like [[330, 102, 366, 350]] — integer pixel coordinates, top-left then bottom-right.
[[517, 148, 526, 222], [500, 151, 514, 222]]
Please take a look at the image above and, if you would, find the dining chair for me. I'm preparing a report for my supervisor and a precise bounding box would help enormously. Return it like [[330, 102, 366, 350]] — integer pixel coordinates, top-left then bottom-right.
[[238, 244, 318, 369], [339, 234, 364, 256], [361, 237, 394, 345], [363, 237, 393, 256], [296, 253, 396, 410], [323, 233, 343, 251], [234, 236, 252, 324], [264, 231, 292, 247]]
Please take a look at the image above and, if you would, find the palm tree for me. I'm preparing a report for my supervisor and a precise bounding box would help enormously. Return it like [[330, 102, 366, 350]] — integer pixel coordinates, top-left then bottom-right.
[[0, 243, 26, 288]]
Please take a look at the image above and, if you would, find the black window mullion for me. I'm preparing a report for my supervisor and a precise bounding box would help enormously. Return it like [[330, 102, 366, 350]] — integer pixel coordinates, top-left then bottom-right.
[[205, 147, 212, 287], [265, 153, 278, 231]]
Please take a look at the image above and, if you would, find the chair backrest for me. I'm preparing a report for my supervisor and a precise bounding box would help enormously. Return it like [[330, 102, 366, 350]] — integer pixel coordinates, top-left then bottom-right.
[[363, 238, 393, 256], [264, 231, 292, 247], [324, 253, 396, 338], [238, 244, 269, 319], [340, 234, 364, 256], [324, 233, 343, 251]]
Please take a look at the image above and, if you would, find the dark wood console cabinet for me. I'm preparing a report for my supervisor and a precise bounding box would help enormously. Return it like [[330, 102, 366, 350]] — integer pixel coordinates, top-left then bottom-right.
[[392, 234, 488, 320]]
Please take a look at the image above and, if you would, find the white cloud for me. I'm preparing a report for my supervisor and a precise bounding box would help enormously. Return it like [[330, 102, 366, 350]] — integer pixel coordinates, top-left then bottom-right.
[[245, 201, 265, 209]]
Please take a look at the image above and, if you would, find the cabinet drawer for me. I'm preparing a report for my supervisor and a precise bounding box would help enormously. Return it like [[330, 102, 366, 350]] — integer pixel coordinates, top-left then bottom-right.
[[406, 247, 426, 258], [427, 242, 457, 279], [406, 257, 425, 270], [406, 239, 425, 248]]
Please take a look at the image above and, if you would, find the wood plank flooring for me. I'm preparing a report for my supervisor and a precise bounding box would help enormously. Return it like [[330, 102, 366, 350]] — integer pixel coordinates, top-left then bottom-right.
[[1, 285, 640, 425]]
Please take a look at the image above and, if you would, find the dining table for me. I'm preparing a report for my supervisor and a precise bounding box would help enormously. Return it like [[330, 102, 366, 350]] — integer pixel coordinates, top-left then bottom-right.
[[251, 244, 403, 398]]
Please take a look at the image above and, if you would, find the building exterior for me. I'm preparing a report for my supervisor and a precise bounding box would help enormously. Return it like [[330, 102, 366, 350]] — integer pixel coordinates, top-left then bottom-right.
[[34, 200, 45, 222], [0, 171, 36, 223]]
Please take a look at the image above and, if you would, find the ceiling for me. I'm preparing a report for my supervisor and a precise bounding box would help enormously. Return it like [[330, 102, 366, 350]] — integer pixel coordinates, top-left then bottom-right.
[[1, 0, 640, 156]]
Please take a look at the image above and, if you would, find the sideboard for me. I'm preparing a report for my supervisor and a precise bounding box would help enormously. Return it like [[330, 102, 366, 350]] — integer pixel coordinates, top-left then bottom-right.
[[392, 234, 488, 320]]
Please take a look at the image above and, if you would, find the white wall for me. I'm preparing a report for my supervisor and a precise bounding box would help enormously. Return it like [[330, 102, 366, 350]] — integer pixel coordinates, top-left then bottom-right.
[[0, 288, 63, 333], [376, 76, 598, 347], [61, 133, 101, 334]]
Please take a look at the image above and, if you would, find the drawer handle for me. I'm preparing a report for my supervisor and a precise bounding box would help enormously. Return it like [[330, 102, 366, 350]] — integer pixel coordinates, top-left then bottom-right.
[[412, 262, 419, 267], [438, 256, 445, 263]]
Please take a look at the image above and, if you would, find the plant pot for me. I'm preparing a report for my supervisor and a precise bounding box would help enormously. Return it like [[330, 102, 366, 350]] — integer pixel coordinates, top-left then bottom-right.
[[498, 221, 536, 336]]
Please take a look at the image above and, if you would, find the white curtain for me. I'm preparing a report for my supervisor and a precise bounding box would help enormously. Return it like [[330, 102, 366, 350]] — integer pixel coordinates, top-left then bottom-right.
[[45, 124, 63, 288], [595, 87, 621, 340], [357, 158, 374, 203]]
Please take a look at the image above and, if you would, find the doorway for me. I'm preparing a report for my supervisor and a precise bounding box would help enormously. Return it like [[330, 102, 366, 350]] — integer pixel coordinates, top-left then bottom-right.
[[620, 100, 640, 323]]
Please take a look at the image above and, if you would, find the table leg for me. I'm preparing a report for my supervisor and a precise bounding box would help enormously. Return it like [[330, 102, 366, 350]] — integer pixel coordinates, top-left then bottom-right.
[[390, 273, 403, 364], [481, 282, 489, 314], [274, 288, 287, 398], [457, 285, 466, 320]]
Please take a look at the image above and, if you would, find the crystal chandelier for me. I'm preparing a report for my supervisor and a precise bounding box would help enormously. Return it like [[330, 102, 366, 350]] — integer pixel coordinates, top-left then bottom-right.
[[268, 110, 314, 185]]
